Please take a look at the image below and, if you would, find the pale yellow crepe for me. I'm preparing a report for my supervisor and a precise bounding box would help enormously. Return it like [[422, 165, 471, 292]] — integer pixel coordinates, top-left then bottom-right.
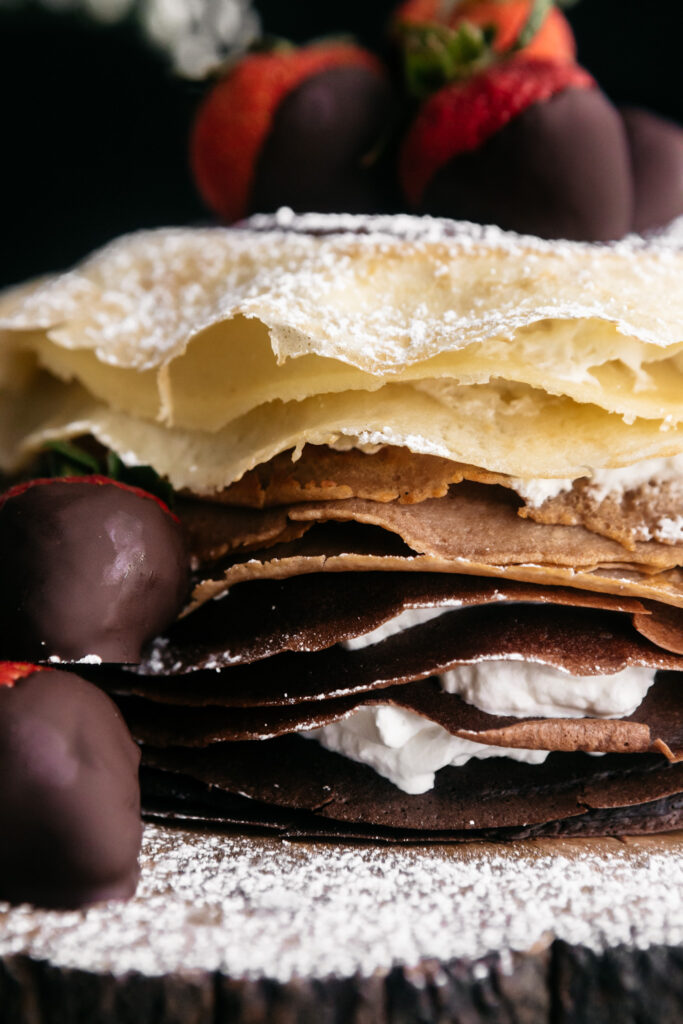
[[6, 374, 683, 492], [1, 213, 682, 493]]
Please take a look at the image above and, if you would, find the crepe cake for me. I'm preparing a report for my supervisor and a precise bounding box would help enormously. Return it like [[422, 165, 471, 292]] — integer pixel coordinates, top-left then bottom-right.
[[2, 209, 683, 839]]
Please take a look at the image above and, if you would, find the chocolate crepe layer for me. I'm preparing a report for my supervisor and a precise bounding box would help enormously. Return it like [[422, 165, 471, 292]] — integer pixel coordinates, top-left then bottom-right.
[[187, 482, 683, 573], [118, 604, 683, 707], [287, 485, 683, 573], [114, 669, 683, 759], [191, 486, 683, 610], [634, 601, 683, 655], [518, 476, 683, 552], [178, 499, 309, 564], [212, 442, 683, 552], [139, 766, 683, 843], [184, 477, 683, 573], [209, 444, 481, 509], [140, 740, 683, 836], [136, 573, 652, 676]]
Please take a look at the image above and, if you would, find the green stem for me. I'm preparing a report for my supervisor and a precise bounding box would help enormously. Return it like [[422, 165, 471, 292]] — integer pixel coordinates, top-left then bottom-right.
[[400, 20, 492, 98]]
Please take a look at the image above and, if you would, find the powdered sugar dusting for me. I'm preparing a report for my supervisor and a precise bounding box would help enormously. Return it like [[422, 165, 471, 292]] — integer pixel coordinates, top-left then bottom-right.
[[1, 212, 682, 379], [2, 824, 683, 981], [654, 515, 683, 544]]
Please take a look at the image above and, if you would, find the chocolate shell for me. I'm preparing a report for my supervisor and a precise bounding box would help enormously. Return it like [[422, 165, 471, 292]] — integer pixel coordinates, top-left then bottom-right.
[[622, 107, 683, 233], [422, 88, 633, 242], [251, 66, 394, 216], [0, 668, 141, 908], [0, 479, 189, 663]]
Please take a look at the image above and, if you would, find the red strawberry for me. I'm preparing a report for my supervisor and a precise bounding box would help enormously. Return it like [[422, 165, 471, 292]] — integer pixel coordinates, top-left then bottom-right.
[[191, 42, 394, 223], [400, 57, 634, 241], [0, 476, 188, 664], [0, 661, 49, 688], [393, 0, 576, 63]]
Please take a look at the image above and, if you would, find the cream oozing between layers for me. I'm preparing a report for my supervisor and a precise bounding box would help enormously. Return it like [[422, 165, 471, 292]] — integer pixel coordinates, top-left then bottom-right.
[[304, 609, 656, 794], [510, 453, 683, 507]]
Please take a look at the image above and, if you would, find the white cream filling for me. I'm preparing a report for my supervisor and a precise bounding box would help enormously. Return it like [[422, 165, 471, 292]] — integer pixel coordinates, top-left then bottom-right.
[[305, 705, 550, 795], [440, 661, 655, 720], [343, 606, 457, 650], [325, 435, 386, 456], [511, 452, 683, 507], [307, 637, 657, 793]]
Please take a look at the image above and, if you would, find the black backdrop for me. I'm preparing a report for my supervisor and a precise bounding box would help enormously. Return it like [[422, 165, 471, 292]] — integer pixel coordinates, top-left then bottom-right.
[[1, 0, 680, 287]]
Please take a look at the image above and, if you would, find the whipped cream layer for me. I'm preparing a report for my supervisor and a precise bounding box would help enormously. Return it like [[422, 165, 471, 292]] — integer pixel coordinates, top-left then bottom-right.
[[312, 620, 657, 792], [305, 705, 550, 795], [343, 607, 455, 650], [441, 661, 655, 720]]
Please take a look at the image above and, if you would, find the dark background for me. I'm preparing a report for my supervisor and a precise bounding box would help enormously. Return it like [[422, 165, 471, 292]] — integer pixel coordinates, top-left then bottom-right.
[[1, 0, 681, 288]]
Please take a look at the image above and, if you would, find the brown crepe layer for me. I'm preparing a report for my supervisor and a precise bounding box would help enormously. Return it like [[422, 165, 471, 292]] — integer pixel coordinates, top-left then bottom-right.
[[518, 478, 683, 551], [104, 602, 683, 757], [186, 483, 683, 611], [116, 672, 683, 760], [135, 573, 655, 676], [140, 741, 683, 839], [209, 444, 479, 509], [121, 600, 683, 707], [140, 763, 683, 842], [204, 443, 683, 552], [113, 567, 683, 836], [184, 482, 683, 574]]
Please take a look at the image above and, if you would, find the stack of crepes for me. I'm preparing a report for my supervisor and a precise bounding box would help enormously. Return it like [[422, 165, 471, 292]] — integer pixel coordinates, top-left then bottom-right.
[[3, 210, 683, 840]]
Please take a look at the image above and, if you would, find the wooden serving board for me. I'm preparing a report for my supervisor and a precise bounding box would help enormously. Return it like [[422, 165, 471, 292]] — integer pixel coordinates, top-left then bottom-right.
[[2, 825, 683, 1023]]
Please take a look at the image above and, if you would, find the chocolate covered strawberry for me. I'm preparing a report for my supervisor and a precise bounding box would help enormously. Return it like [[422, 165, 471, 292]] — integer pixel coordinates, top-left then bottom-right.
[[0, 663, 141, 908], [394, 0, 576, 63], [0, 476, 189, 664], [400, 57, 634, 241], [191, 42, 394, 222], [621, 107, 683, 234]]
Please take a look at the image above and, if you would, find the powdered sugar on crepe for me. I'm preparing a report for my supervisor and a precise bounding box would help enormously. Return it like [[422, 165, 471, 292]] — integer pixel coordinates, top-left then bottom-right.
[[2, 212, 682, 377]]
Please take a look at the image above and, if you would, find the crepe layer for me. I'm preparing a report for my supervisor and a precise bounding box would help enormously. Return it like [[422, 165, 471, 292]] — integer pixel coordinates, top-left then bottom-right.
[[3, 214, 683, 839], [1, 215, 683, 491]]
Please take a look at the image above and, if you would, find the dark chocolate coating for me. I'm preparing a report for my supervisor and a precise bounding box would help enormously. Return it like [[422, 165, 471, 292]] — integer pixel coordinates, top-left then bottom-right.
[[0, 481, 189, 663], [422, 87, 634, 242], [0, 669, 141, 908], [621, 107, 683, 234], [250, 65, 393, 215]]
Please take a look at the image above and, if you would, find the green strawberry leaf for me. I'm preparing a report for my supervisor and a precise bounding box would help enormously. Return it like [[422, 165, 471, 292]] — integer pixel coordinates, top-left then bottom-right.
[[400, 21, 496, 98], [41, 440, 174, 507], [399, 1, 580, 97], [105, 451, 175, 507], [44, 440, 100, 478]]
